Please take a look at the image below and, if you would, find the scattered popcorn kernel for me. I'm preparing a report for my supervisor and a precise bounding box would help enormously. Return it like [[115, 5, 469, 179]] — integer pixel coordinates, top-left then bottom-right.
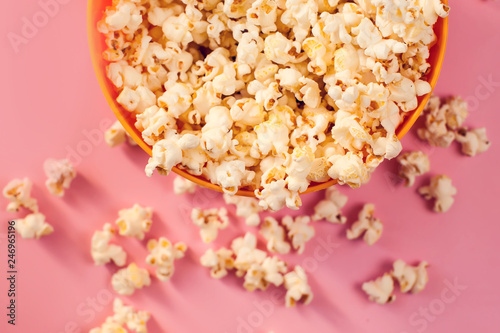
[[191, 207, 229, 243], [14, 212, 53, 239], [312, 187, 348, 224], [282, 215, 315, 254], [346, 204, 383, 246], [223, 194, 262, 226], [259, 217, 291, 254], [391, 259, 429, 294], [200, 247, 235, 279], [243, 256, 287, 291], [284, 266, 313, 307], [173, 176, 197, 195], [418, 175, 457, 213], [43, 159, 76, 197], [455, 128, 491, 157], [146, 237, 187, 281], [91, 223, 127, 266], [115, 204, 153, 240], [105, 120, 136, 147], [362, 273, 396, 304], [231, 232, 267, 277], [90, 298, 150, 333], [111, 263, 151, 295], [3, 178, 38, 212], [397, 151, 431, 187]]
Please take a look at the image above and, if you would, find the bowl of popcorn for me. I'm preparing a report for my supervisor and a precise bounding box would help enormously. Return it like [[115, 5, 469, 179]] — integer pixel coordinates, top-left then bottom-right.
[[88, 0, 449, 211]]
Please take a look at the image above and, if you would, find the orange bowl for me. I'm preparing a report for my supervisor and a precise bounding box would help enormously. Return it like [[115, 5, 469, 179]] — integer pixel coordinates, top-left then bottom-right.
[[87, 1, 448, 197]]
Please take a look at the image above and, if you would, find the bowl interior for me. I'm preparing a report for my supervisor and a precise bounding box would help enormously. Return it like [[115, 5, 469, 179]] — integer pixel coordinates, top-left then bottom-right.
[[88, 1, 448, 197]]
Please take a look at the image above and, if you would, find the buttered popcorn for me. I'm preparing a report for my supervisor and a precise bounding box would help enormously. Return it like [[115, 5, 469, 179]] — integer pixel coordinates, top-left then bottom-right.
[[282, 215, 315, 254], [312, 187, 348, 223], [91, 223, 127, 266], [3, 178, 38, 213], [361, 273, 395, 304], [111, 263, 151, 295], [90, 298, 150, 333], [346, 203, 383, 245], [115, 204, 153, 240], [99, 0, 449, 210], [284, 266, 313, 307], [391, 259, 429, 294], [418, 174, 457, 213], [43, 159, 76, 197], [146, 237, 187, 281], [223, 194, 262, 226], [191, 207, 229, 242], [173, 176, 197, 195], [397, 151, 430, 187], [14, 212, 54, 239]]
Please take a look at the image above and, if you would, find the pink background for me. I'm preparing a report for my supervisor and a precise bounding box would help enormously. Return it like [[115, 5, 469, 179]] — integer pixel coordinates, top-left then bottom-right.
[[1, 1, 500, 332]]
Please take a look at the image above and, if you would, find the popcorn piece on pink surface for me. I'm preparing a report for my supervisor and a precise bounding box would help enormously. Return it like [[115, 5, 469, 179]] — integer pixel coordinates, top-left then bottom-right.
[[173, 176, 197, 195], [397, 151, 431, 187], [111, 263, 151, 296], [283, 266, 313, 307], [200, 247, 235, 279], [115, 204, 153, 240], [455, 128, 491, 157], [146, 237, 187, 281], [259, 216, 291, 254], [243, 256, 287, 292], [231, 232, 267, 277], [418, 175, 457, 213], [312, 187, 348, 224], [391, 259, 429, 294], [89, 298, 150, 333], [105, 120, 137, 147], [43, 158, 76, 197], [3, 177, 38, 212], [14, 212, 53, 239], [191, 207, 229, 243], [282, 215, 315, 254], [362, 273, 396, 304], [91, 223, 127, 266], [223, 193, 262, 226], [346, 204, 383, 246]]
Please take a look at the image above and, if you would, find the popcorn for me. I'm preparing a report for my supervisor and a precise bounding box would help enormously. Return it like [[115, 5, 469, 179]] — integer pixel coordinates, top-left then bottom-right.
[[91, 223, 127, 266], [146, 237, 187, 281], [223, 194, 262, 226], [90, 298, 150, 333], [391, 260, 429, 294], [328, 152, 370, 188], [346, 204, 383, 246], [312, 187, 348, 224], [135, 106, 176, 146], [282, 215, 315, 254], [255, 179, 302, 212], [244, 256, 287, 291], [111, 263, 151, 295], [283, 266, 313, 307], [115, 204, 153, 240], [259, 217, 291, 254], [455, 128, 491, 157], [157, 83, 193, 118], [3, 178, 38, 212], [361, 273, 395, 304], [105, 120, 137, 147], [173, 176, 197, 195], [418, 175, 457, 213], [14, 212, 53, 239], [191, 207, 229, 243], [215, 160, 255, 195], [397, 151, 431, 187], [200, 247, 235, 279], [231, 232, 267, 277], [43, 159, 76, 197]]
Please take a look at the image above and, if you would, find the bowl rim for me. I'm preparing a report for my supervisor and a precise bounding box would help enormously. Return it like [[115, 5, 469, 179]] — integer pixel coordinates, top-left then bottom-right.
[[87, 0, 448, 197]]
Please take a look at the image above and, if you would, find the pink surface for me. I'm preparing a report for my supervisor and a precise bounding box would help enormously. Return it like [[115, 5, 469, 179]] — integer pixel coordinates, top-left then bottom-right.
[[1, 1, 500, 333]]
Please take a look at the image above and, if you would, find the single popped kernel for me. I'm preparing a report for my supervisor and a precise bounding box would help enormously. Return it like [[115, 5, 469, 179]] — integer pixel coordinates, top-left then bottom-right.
[[418, 175, 457, 213], [282, 215, 315, 254], [223, 193, 262, 226], [191, 207, 229, 243], [200, 247, 235, 279], [243, 256, 287, 291], [231, 232, 267, 277], [3, 178, 38, 212], [173, 176, 197, 195], [91, 223, 127, 266], [455, 128, 491, 157], [397, 151, 431, 187], [90, 298, 150, 333], [391, 259, 429, 294], [259, 217, 291, 254], [14, 212, 53, 239], [115, 204, 153, 240], [105, 120, 137, 147], [362, 273, 396, 304], [43, 159, 76, 197], [145, 237, 187, 281], [283, 266, 313, 307], [312, 187, 348, 224], [111, 263, 151, 296], [346, 204, 383, 246]]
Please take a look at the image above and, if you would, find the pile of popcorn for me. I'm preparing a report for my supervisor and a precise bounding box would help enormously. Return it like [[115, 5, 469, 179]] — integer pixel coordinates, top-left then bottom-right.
[[98, 0, 450, 211]]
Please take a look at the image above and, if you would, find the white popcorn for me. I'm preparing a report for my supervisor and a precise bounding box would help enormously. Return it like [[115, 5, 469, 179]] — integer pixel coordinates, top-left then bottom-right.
[[173, 176, 197, 195], [3, 178, 38, 212], [259, 217, 291, 254], [200, 247, 235, 279], [223, 194, 262, 226], [43, 159, 76, 197], [157, 83, 193, 118], [256, 179, 302, 212], [191, 207, 229, 243], [372, 134, 403, 160], [115, 204, 153, 240], [135, 106, 176, 146], [14, 212, 53, 239], [346, 204, 383, 246], [362, 273, 396, 304], [231, 232, 267, 277], [283, 266, 313, 307], [253, 114, 290, 156], [111, 263, 151, 296], [105, 120, 136, 147], [418, 175, 457, 213], [117, 87, 141, 112], [328, 152, 370, 188], [312, 187, 348, 224], [264, 33, 303, 65], [215, 160, 255, 195], [391, 260, 429, 294], [455, 128, 491, 157], [247, 0, 278, 34], [90, 298, 150, 333], [244, 256, 287, 291], [282, 215, 315, 254], [285, 147, 314, 193], [397, 151, 431, 187], [146, 237, 187, 281], [91, 223, 127, 266]]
